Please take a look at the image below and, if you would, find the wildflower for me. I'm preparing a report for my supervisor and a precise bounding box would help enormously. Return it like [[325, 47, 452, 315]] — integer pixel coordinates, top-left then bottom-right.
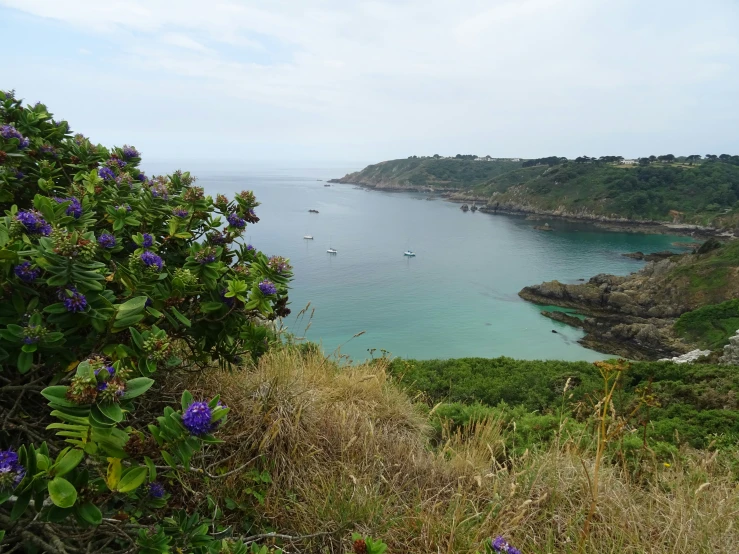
[[227, 212, 246, 229], [207, 231, 228, 245], [121, 145, 140, 159], [115, 204, 132, 213], [147, 482, 165, 498], [258, 280, 277, 296], [0, 125, 30, 149], [15, 210, 51, 236], [195, 247, 217, 264], [14, 261, 41, 283], [238, 190, 256, 203], [663, 462, 671, 468], [60, 287, 88, 313], [22, 324, 46, 345], [172, 207, 189, 218], [142, 233, 154, 248], [244, 209, 259, 224], [221, 289, 235, 308], [108, 157, 126, 169], [182, 401, 214, 436], [140, 251, 163, 271], [40, 144, 57, 157], [66, 374, 98, 404], [98, 166, 115, 181], [54, 196, 82, 218], [491, 536, 521, 554], [14, 170, 24, 179], [215, 194, 229, 208], [0, 449, 26, 491], [137, 172, 147, 182], [73, 133, 86, 145], [150, 183, 168, 199], [268, 255, 291, 274], [183, 186, 204, 202], [98, 233, 117, 249]]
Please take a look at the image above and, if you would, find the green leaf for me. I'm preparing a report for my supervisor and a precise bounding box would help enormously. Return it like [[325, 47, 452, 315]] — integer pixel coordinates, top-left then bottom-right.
[[17, 351, 32, 373], [10, 490, 31, 521], [97, 402, 123, 423], [116, 466, 147, 493], [181, 390, 193, 412], [44, 302, 69, 314], [48, 476, 77, 508], [161, 451, 178, 469], [0, 249, 18, 261], [52, 448, 84, 477], [170, 307, 191, 327], [111, 313, 144, 331], [77, 502, 102, 525], [122, 377, 154, 400], [116, 296, 148, 317], [200, 302, 224, 314], [144, 456, 156, 482]]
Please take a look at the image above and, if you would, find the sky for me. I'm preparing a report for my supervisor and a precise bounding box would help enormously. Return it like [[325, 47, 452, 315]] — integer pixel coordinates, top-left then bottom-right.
[[1, 0, 738, 164]]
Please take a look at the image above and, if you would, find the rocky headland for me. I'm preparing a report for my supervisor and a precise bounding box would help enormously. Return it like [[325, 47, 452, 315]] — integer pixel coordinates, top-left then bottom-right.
[[519, 239, 739, 359]]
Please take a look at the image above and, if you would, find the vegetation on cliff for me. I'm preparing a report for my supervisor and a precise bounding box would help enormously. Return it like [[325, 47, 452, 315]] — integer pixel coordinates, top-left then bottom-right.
[[334, 156, 739, 226], [674, 299, 739, 349]]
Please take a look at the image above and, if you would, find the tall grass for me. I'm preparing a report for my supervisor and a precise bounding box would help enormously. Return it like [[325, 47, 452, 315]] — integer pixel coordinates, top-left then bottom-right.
[[188, 349, 739, 553]]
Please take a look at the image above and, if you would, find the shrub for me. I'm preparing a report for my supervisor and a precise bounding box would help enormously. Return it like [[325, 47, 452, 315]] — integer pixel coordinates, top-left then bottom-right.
[[0, 90, 292, 551]]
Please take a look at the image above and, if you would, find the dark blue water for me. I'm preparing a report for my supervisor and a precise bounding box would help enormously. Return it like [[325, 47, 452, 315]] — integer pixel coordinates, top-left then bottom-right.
[[145, 162, 692, 362]]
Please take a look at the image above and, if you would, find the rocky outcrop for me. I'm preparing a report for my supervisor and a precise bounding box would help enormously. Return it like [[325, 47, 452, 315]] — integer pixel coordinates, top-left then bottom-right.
[[622, 251, 676, 262], [720, 330, 739, 365], [660, 349, 712, 364], [519, 244, 739, 359]]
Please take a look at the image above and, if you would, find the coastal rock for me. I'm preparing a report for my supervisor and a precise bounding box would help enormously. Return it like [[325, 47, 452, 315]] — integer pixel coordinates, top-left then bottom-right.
[[660, 349, 712, 364], [541, 311, 584, 328], [622, 251, 676, 262], [720, 330, 739, 365]]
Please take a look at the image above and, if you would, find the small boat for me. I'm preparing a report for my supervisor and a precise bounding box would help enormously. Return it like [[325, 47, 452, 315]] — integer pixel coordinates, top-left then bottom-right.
[[404, 250, 416, 257], [309, 209, 319, 213], [327, 248, 337, 254], [324, 184, 331, 187], [303, 235, 313, 240]]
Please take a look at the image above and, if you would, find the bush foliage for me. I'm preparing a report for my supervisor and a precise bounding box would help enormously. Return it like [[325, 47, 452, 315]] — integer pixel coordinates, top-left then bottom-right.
[[0, 91, 294, 551]]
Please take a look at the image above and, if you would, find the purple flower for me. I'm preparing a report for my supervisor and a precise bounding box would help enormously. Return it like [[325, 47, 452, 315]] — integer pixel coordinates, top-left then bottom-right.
[[97, 382, 108, 392], [137, 172, 147, 182], [172, 207, 188, 218], [150, 183, 168, 199], [226, 213, 246, 229], [140, 251, 163, 271], [54, 196, 82, 218], [147, 482, 165, 498], [60, 287, 88, 313], [221, 289, 235, 308], [246, 244, 255, 252], [182, 401, 214, 436], [491, 536, 520, 554], [15, 210, 51, 236], [40, 144, 57, 157], [142, 233, 153, 248], [98, 167, 115, 181], [0, 125, 29, 150], [14, 171, 24, 180], [0, 449, 26, 491], [258, 280, 277, 296], [14, 261, 41, 283], [268, 255, 291, 274], [108, 157, 126, 169], [195, 248, 217, 264], [121, 145, 140, 159], [98, 233, 116, 249], [208, 231, 227, 245]]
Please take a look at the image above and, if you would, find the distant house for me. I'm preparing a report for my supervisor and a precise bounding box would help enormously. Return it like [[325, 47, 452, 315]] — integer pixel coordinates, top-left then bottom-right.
[[622, 159, 637, 165], [511, 158, 520, 162]]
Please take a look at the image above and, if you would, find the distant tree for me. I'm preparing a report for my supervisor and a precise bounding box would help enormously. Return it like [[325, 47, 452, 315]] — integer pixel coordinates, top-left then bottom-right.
[[706, 154, 718, 160], [649, 155, 657, 162], [686, 154, 702, 165], [433, 154, 441, 159], [638, 157, 651, 166], [657, 154, 676, 163], [719, 154, 731, 160]]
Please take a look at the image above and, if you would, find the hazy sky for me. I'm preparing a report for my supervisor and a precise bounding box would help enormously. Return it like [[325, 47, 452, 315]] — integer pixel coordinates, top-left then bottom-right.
[[2, 0, 738, 163]]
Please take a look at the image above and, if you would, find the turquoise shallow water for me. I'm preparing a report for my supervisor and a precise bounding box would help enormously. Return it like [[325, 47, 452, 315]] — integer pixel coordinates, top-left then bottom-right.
[[146, 162, 692, 362]]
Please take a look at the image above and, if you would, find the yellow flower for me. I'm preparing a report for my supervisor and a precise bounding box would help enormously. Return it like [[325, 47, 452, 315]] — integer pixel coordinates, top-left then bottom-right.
[[663, 462, 671, 468]]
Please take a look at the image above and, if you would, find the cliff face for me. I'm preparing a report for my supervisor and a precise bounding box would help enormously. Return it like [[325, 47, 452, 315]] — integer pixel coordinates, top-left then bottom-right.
[[520, 240, 739, 359]]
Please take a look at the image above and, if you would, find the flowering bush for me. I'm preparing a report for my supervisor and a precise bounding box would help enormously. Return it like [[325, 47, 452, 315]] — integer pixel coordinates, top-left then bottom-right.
[[0, 91, 292, 551]]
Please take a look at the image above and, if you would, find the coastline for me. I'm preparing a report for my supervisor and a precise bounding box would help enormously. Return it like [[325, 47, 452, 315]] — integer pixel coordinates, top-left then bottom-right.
[[328, 179, 729, 238]]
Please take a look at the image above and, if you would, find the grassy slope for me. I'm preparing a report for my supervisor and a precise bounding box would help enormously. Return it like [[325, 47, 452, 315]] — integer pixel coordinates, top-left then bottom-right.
[[674, 299, 739, 349], [190, 349, 739, 553], [337, 158, 739, 223]]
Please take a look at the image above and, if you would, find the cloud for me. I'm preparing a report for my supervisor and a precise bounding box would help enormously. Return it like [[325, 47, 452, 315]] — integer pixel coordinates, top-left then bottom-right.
[[1, 0, 738, 161]]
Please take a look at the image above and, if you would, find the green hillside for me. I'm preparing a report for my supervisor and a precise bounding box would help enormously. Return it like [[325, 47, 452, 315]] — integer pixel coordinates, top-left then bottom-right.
[[330, 157, 522, 189], [334, 157, 739, 224]]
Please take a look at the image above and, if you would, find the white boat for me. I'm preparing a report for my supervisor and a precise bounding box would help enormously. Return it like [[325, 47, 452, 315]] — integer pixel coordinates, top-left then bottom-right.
[[303, 235, 313, 240], [327, 248, 337, 254], [404, 250, 416, 257]]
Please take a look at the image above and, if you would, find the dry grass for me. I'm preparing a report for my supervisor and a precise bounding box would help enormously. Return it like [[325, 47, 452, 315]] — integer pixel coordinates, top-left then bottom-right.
[[188, 349, 739, 553]]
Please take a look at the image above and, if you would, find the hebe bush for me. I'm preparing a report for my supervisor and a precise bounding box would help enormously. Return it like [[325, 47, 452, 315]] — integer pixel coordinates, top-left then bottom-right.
[[0, 90, 292, 552]]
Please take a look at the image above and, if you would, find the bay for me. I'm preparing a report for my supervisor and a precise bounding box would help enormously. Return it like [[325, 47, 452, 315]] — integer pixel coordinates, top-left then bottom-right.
[[145, 162, 692, 362]]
